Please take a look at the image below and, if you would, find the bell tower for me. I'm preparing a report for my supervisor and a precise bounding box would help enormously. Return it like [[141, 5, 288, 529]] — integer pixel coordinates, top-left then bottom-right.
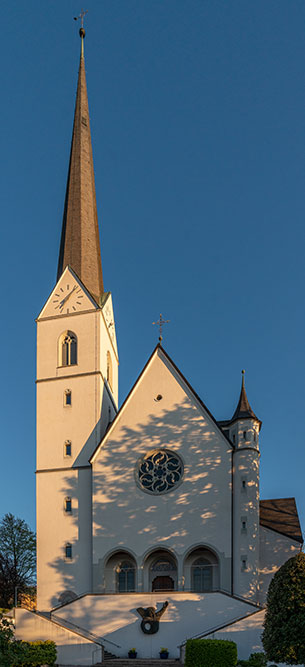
[[36, 27, 118, 610]]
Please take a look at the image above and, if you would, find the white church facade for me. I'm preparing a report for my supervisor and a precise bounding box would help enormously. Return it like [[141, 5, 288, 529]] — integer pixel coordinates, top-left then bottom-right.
[[16, 29, 303, 666]]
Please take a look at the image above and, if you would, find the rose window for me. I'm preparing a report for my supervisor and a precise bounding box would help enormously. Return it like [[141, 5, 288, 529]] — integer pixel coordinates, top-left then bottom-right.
[[137, 449, 183, 495]]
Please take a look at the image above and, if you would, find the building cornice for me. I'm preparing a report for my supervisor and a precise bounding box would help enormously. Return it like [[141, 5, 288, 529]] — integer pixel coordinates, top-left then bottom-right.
[[36, 465, 91, 474], [36, 370, 117, 410]]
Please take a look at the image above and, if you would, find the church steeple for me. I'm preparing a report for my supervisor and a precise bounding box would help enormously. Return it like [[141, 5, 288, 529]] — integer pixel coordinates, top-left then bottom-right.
[[57, 27, 104, 303]]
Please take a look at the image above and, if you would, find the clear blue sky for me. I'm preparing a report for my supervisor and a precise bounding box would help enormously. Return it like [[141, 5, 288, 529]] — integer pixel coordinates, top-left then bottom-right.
[[1, 1, 305, 540]]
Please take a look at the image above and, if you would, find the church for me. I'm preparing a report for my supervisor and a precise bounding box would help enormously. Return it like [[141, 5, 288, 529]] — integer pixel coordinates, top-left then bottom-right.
[[16, 28, 303, 666]]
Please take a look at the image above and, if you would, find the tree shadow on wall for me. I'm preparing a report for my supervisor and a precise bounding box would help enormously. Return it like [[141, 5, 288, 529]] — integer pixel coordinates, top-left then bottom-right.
[[48, 392, 233, 607]]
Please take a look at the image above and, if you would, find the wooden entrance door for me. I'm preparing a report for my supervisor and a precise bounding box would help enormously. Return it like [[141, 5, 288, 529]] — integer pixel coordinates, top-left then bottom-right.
[[152, 575, 174, 591]]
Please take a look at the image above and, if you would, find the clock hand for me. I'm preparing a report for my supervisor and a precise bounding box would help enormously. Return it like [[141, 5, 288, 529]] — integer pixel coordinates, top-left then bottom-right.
[[59, 285, 77, 308]]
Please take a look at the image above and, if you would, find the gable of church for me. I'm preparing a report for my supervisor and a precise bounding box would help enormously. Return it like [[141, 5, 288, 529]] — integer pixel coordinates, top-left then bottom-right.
[[37, 266, 98, 320], [91, 346, 233, 564]]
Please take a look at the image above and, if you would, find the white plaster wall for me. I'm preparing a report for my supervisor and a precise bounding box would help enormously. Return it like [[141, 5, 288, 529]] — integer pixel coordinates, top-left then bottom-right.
[[37, 468, 92, 610], [205, 609, 265, 660], [54, 591, 257, 660], [259, 527, 301, 605], [37, 375, 105, 469], [15, 608, 102, 666], [233, 429, 260, 602], [100, 293, 118, 406], [205, 609, 303, 666], [36, 288, 119, 610], [37, 311, 98, 381], [92, 349, 233, 593]]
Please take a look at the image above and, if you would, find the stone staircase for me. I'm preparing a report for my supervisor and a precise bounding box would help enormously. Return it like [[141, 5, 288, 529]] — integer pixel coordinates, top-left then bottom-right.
[[100, 661, 182, 666]]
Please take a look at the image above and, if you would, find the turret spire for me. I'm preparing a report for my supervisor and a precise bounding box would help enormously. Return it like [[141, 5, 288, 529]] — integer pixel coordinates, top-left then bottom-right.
[[57, 25, 104, 303], [231, 370, 261, 425]]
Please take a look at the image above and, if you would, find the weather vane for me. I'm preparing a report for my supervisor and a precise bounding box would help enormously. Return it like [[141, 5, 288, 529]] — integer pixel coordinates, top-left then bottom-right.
[[74, 9, 88, 28], [153, 314, 170, 343]]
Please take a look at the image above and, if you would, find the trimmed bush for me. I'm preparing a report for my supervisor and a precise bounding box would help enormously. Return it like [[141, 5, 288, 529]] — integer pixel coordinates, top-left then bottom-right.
[[185, 638, 237, 667], [262, 553, 305, 665], [248, 653, 267, 667], [7, 639, 56, 666], [237, 653, 268, 667]]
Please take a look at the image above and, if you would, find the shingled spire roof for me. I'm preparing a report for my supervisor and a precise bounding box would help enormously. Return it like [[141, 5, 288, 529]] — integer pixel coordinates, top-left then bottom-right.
[[231, 370, 261, 426], [57, 28, 104, 303]]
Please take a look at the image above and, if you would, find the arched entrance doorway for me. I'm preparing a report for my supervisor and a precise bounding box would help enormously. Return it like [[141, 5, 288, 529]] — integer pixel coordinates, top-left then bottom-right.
[[150, 555, 177, 591]]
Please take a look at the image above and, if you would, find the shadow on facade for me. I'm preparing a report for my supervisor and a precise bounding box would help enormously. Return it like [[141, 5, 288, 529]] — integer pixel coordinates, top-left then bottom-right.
[[48, 395, 233, 607]]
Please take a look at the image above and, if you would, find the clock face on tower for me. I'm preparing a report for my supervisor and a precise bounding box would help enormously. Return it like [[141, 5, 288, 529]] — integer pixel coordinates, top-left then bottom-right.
[[104, 303, 115, 343], [52, 284, 85, 314]]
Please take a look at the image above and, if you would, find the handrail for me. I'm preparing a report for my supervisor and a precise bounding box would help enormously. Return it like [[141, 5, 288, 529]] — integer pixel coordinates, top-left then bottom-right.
[[51, 612, 121, 649]]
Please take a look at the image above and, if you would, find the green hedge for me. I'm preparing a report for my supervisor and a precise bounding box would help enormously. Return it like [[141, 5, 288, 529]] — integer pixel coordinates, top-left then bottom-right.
[[8, 639, 57, 666], [185, 638, 237, 667]]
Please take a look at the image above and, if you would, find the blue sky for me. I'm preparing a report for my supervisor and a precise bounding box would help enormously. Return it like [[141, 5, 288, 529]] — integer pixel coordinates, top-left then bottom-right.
[[1, 0, 305, 540]]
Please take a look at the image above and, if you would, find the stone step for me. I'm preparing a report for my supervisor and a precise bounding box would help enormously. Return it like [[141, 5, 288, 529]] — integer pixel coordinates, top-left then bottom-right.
[[101, 661, 181, 666]]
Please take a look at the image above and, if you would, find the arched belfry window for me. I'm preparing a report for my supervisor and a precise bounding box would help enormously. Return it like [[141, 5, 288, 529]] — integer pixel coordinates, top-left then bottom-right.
[[106, 351, 113, 390], [59, 331, 77, 367]]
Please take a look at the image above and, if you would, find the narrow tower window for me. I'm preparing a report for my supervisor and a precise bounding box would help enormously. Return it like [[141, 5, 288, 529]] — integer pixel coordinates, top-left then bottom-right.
[[241, 517, 247, 533], [241, 479, 247, 492], [243, 431, 247, 440], [59, 331, 77, 367], [65, 543, 72, 559], [106, 351, 113, 390], [64, 497, 72, 513], [64, 441, 72, 457], [241, 556, 247, 571], [64, 390, 72, 406]]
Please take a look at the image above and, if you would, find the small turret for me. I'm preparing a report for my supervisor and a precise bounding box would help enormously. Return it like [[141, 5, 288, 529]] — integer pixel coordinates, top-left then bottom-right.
[[231, 371, 261, 602], [229, 370, 261, 451]]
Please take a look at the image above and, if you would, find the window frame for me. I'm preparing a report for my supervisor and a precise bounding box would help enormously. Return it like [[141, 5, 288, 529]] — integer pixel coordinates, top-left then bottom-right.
[[58, 331, 78, 368], [64, 389, 72, 407], [64, 440, 72, 457], [65, 543, 72, 559], [64, 497, 72, 513]]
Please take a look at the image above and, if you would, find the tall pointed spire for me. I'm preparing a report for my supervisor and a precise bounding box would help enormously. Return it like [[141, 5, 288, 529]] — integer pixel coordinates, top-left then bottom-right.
[[57, 27, 104, 303], [231, 370, 261, 424]]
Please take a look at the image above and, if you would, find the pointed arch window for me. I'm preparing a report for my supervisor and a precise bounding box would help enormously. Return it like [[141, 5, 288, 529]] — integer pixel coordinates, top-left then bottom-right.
[[106, 351, 113, 390], [59, 331, 77, 367]]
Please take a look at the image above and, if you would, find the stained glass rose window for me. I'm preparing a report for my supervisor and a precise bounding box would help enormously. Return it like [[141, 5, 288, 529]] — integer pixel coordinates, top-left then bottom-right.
[[137, 449, 183, 495]]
